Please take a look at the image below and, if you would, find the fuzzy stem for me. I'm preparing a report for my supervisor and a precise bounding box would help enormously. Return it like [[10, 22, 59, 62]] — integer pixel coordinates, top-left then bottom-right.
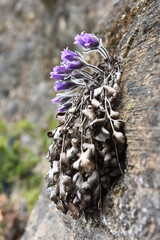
[[81, 71, 100, 86], [100, 45, 111, 60], [76, 54, 104, 74], [82, 70, 92, 76], [86, 63, 104, 74], [97, 48, 108, 59]]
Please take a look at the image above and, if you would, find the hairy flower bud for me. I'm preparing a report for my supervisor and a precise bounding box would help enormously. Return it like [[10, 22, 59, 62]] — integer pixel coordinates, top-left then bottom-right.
[[74, 31, 99, 48], [61, 48, 77, 62]]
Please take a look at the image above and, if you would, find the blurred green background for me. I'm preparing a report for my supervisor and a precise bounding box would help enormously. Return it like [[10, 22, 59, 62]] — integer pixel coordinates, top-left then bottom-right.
[[0, 116, 57, 210]]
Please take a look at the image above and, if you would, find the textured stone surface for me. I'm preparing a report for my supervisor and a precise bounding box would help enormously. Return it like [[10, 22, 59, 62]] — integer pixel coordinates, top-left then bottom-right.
[[23, 0, 160, 239], [22, 189, 71, 240], [23, 188, 110, 240]]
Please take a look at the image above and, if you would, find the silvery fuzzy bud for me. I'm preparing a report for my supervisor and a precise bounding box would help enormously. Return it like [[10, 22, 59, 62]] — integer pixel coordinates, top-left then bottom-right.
[[113, 130, 125, 143]]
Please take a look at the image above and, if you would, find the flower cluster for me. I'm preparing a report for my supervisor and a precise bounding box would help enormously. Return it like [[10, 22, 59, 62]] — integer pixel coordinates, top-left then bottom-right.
[[46, 32, 126, 219], [50, 32, 113, 112]]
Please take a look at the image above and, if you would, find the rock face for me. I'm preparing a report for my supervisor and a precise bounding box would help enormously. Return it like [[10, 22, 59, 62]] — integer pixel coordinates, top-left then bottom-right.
[[23, 0, 160, 239]]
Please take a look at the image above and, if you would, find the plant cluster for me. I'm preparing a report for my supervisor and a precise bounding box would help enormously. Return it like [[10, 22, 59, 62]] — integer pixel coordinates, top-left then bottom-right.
[[45, 32, 126, 218]]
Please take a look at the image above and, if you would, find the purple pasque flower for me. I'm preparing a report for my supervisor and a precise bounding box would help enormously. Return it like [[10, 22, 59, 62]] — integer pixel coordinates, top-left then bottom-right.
[[61, 48, 77, 62], [50, 72, 66, 80], [66, 61, 85, 70], [74, 32, 85, 46], [50, 65, 70, 80], [74, 32, 99, 48], [53, 66, 69, 74], [51, 96, 72, 104], [54, 81, 77, 92], [51, 91, 76, 104], [58, 103, 72, 113]]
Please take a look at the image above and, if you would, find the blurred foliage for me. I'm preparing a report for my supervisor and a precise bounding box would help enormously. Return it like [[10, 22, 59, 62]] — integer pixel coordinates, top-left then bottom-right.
[[0, 114, 58, 212], [0, 118, 42, 211], [0, 114, 58, 239], [22, 174, 43, 212]]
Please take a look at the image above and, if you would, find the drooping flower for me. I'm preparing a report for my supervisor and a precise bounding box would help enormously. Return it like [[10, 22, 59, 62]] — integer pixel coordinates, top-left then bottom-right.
[[74, 32, 99, 48], [58, 103, 72, 113], [66, 61, 85, 70], [50, 32, 108, 113], [50, 72, 66, 80], [61, 48, 77, 62], [54, 81, 77, 92], [51, 96, 72, 104], [53, 66, 69, 74], [50, 65, 70, 80]]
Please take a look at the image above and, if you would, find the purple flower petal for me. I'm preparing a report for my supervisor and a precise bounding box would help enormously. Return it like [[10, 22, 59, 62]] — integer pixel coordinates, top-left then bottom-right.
[[61, 48, 77, 62], [58, 103, 72, 112], [50, 65, 71, 80], [74, 32, 99, 48], [54, 81, 77, 92], [50, 72, 66, 80], [74, 33, 86, 47], [51, 96, 72, 104], [83, 33, 99, 47], [84, 43, 91, 48], [53, 66, 68, 74], [51, 96, 61, 104], [66, 61, 84, 70]]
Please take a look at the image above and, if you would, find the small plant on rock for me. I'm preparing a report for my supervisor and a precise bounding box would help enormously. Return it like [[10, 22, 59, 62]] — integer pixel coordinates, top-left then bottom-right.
[[45, 32, 126, 219]]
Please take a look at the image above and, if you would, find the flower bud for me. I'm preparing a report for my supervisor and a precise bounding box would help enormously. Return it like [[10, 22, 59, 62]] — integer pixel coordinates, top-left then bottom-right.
[[113, 130, 125, 143]]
